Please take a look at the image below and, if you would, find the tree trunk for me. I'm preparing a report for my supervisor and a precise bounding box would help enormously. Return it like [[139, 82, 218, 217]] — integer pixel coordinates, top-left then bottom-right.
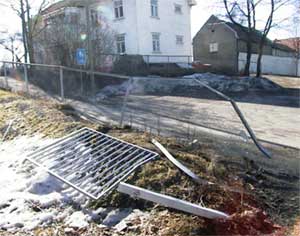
[[20, 0, 28, 63], [244, 39, 252, 76], [25, 0, 35, 63], [10, 38, 15, 66], [256, 40, 265, 77]]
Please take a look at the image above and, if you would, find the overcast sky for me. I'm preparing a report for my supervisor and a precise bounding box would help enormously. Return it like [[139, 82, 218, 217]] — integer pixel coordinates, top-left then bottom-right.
[[0, 0, 299, 60]]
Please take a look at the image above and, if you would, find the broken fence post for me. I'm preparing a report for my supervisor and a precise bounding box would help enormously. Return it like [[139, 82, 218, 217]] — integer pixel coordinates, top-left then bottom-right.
[[117, 182, 229, 219], [152, 139, 249, 196], [193, 78, 272, 159], [152, 139, 213, 185]]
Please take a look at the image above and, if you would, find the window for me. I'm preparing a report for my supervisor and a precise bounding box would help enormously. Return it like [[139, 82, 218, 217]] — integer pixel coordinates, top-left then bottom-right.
[[209, 42, 218, 53], [174, 4, 182, 14], [152, 33, 161, 52], [91, 9, 100, 26], [116, 34, 126, 54], [151, 0, 158, 17], [176, 35, 184, 45], [65, 13, 79, 24], [114, 0, 124, 19]]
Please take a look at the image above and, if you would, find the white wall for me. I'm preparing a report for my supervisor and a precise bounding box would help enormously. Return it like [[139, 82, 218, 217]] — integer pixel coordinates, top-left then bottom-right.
[[91, 0, 194, 57], [239, 53, 300, 77], [136, 0, 193, 56], [91, 0, 140, 55]]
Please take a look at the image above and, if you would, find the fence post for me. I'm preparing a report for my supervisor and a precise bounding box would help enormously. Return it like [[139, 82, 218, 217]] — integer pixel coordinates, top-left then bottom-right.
[[167, 56, 170, 75], [4, 62, 8, 89], [91, 72, 96, 97], [23, 63, 29, 94], [120, 77, 133, 128], [147, 55, 150, 73], [59, 66, 65, 102], [80, 70, 84, 95]]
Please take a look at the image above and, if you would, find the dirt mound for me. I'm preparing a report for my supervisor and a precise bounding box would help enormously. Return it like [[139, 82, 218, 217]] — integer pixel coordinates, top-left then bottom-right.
[[95, 73, 282, 100]]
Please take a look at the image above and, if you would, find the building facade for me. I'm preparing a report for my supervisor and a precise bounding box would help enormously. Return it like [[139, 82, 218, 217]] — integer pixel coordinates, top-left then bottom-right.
[[193, 15, 296, 75], [39, 0, 196, 66]]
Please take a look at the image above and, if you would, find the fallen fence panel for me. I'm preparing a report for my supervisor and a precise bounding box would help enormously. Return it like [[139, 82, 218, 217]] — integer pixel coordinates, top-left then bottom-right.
[[25, 127, 159, 200], [117, 182, 229, 219]]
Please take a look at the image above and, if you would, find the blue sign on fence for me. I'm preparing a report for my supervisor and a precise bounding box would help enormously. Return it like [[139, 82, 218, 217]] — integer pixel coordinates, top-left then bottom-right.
[[76, 48, 86, 65]]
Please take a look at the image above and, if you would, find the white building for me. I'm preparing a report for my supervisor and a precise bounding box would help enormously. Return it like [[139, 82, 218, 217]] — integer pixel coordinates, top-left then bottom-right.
[[41, 0, 196, 63]]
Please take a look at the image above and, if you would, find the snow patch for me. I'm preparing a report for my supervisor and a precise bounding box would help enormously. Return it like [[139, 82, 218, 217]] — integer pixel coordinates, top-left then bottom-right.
[[65, 211, 90, 229], [0, 136, 90, 231], [0, 136, 150, 232]]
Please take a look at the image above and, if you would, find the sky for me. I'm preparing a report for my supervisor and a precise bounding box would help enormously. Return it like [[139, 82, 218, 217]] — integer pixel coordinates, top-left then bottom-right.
[[0, 0, 299, 60]]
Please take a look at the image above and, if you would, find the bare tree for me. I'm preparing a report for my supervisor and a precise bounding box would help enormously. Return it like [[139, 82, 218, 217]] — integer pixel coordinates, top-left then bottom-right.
[[222, 0, 297, 77], [0, 31, 23, 64], [36, 7, 116, 67], [2, 0, 51, 63], [255, 0, 297, 77], [223, 0, 257, 76]]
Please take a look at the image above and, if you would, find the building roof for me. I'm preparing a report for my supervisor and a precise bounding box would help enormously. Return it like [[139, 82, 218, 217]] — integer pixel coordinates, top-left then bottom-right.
[[201, 15, 295, 53], [42, 0, 99, 15], [42, 0, 197, 15], [274, 38, 300, 52]]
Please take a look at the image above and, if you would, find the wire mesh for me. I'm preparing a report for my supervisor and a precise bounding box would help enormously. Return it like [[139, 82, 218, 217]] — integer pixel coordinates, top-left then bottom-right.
[[0, 60, 290, 159], [26, 127, 159, 200]]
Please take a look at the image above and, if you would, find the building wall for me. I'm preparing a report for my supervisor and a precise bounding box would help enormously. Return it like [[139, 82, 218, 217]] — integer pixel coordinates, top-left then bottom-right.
[[90, 0, 193, 56], [135, 0, 193, 56], [90, 0, 139, 55], [39, 0, 194, 66], [238, 40, 272, 55], [193, 22, 238, 74], [272, 48, 295, 57], [239, 52, 300, 76]]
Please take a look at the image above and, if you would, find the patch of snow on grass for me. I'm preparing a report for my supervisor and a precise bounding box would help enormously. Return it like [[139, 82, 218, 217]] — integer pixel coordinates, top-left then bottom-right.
[[65, 211, 90, 229], [0, 136, 90, 231]]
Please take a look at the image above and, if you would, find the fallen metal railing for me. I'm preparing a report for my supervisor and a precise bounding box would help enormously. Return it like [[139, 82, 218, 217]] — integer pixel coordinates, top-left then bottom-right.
[[117, 182, 229, 219], [24, 127, 229, 219], [25, 127, 159, 200], [194, 78, 272, 159]]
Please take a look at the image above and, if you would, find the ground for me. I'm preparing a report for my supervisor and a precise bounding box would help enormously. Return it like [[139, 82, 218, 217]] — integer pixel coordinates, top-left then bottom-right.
[[0, 88, 299, 236]]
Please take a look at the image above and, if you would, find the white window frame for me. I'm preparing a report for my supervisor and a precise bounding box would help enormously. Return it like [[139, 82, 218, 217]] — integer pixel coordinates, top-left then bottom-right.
[[174, 4, 182, 14], [152, 33, 161, 53], [176, 35, 184, 45], [151, 0, 159, 18], [116, 34, 126, 54], [114, 0, 124, 19], [209, 42, 218, 53]]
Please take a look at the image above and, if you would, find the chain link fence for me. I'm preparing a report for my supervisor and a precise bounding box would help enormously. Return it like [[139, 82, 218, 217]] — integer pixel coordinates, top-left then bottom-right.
[[0, 61, 299, 164]]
